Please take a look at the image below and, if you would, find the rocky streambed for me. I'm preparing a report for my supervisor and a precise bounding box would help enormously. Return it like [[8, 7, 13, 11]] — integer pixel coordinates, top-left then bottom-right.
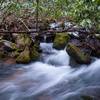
[[0, 28, 100, 65]]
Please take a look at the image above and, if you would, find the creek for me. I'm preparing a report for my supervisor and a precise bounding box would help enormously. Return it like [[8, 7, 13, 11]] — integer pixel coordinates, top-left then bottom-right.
[[0, 43, 100, 100]]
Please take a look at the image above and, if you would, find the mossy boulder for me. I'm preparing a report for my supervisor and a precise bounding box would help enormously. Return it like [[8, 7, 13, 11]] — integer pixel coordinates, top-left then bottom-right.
[[30, 40, 40, 61], [16, 33, 32, 48], [66, 43, 91, 64], [53, 33, 70, 50], [16, 46, 31, 63], [16, 45, 40, 63], [30, 46, 40, 61]]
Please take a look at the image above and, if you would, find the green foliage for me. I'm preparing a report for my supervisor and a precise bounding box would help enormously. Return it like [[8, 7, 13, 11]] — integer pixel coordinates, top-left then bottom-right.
[[66, 0, 100, 29], [0, 0, 99, 30]]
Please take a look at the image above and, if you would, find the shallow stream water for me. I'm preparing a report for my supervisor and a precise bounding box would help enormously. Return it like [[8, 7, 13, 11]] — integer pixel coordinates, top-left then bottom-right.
[[0, 43, 100, 100]]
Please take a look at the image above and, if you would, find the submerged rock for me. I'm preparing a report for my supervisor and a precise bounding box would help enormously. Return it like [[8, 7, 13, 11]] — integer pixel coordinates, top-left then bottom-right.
[[66, 43, 91, 64], [53, 33, 70, 50]]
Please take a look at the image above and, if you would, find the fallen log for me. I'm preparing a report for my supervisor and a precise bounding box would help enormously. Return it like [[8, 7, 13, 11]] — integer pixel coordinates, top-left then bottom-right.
[[0, 28, 91, 34]]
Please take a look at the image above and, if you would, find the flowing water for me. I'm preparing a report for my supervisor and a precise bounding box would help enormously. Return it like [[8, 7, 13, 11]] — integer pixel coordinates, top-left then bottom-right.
[[0, 43, 100, 100]]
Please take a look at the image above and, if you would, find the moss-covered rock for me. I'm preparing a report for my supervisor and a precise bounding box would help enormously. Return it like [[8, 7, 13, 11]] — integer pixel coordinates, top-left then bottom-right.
[[16, 44, 40, 63], [30, 41, 40, 61], [33, 40, 42, 53], [30, 46, 40, 61], [16, 46, 31, 63], [53, 33, 70, 50], [16, 33, 32, 48], [66, 43, 91, 64]]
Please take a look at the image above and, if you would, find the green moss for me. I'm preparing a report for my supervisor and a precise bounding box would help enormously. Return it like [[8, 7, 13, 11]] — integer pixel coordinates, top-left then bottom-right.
[[30, 46, 40, 61], [67, 43, 91, 64], [16, 33, 32, 47], [53, 33, 70, 50], [16, 46, 31, 63], [10, 42, 18, 50], [16, 45, 40, 63]]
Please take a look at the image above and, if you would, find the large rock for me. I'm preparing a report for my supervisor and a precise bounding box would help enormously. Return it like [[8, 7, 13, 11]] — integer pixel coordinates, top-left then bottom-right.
[[16, 33, 32, 49], [16, 46, 31, 63], [53, 33, 70, 50], [66, 43, 91, 64], [0, 32, 41, 64], [30, 46, 40, 61], [16, 45, 40, 63]]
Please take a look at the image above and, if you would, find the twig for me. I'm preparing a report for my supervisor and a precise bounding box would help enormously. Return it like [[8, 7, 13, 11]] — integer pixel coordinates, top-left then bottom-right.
[[18, 18, 30, 31]]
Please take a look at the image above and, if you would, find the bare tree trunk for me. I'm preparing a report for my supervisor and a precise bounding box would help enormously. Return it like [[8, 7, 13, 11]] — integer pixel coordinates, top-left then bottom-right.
[[36, 0, 39, 32]]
